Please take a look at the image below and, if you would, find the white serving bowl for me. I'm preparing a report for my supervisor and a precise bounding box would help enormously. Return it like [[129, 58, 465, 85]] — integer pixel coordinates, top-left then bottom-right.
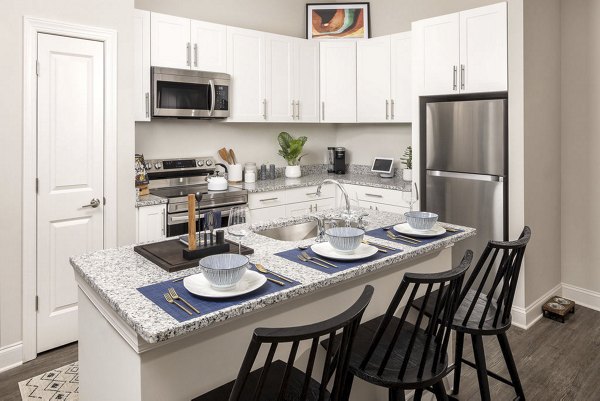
[[199, 254, 249, 290], [325, 227, 365, 254], [404, 211, 439, 231]]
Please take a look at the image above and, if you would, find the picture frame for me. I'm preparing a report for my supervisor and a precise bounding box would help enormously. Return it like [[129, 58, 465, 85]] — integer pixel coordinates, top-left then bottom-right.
[[306, 2, 370, 40]]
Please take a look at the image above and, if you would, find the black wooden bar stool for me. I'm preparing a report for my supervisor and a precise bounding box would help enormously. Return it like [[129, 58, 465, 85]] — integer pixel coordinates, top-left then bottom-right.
[[324, 250, 473, 401], [192, 285, 374, 401], [414, 226, 531, 401]]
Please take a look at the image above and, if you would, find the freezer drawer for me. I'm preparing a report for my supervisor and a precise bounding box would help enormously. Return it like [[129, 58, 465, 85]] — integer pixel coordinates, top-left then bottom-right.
[[425, 171, 505, 268], [425, 99, 506, 176]]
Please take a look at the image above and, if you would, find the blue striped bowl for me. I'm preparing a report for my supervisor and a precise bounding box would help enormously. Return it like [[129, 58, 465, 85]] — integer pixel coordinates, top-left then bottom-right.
[[325, 227, 365, 254], [199, 254, 249, 290], [404, 211, 438, 230]]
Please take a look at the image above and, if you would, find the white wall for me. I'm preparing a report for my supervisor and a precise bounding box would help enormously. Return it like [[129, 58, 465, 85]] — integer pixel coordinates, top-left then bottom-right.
[[0, 0, 135, 358]]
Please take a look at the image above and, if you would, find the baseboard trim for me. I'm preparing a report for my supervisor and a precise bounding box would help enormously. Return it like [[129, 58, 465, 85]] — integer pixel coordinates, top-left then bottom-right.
[[0, 342, 23, 373], [562, 283, 600, 312], [511, 284, 562, 329]]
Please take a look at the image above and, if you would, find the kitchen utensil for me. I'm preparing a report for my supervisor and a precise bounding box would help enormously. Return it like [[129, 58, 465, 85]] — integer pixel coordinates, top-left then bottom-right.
[[228, 164, 243, 182], [362, 240, 397, 251], [252, 265, 285, 286], [195, 192, 203, 242], [325, 227, 365, 253], [404, 211, 439, 230], [298, 254, 329, 269], [207, 174, 228, 191], [255, 263, 294, 283], [297, 245, 309, 251], [311, 242, 378, 261], [386, 230, 421, 243], [168, 287, 200, 314], [414, 182, 419, 202], [187, 195, 197, 251], [229, 149, 237, 165], [300, 251, 338, 268], [163, 293, 192, 315], [362, 240, 388, 253], [208, 211, 215, 245], [392, 223, 446, 238], [228, 206, 251, 254], [183, 271, 267, 298], [198, 254, 249, 290], [386, 233, 420, 245], [218, 147, 230, 164]]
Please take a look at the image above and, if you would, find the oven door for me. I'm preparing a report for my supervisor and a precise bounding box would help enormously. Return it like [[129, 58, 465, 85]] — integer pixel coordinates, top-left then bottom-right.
[[167, 207, 232, 237], [152, 67, 229, 118]]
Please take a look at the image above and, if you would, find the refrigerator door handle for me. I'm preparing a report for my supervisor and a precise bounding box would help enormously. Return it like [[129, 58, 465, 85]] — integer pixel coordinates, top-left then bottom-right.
[[427, 170, 504, 182]]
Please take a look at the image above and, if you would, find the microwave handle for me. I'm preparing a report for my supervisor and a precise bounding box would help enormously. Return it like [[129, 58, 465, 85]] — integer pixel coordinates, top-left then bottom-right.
[[209, 79, 215, 117]]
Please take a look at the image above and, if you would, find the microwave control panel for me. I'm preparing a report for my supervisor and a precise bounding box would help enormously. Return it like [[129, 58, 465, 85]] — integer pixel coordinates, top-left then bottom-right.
[[214, 85, 229, 111]]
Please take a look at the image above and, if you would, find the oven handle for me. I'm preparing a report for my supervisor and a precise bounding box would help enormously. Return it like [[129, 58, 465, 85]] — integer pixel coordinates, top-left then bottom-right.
[[169, 208, 232, 224], [209, 79, 215, 117]]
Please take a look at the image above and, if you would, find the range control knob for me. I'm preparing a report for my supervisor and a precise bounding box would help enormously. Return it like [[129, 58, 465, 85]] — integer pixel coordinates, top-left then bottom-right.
[[197, 160, 205, 167], [154, 162, 162, 170], [205, 160, 213, 166], [145, 162, 152, 170]]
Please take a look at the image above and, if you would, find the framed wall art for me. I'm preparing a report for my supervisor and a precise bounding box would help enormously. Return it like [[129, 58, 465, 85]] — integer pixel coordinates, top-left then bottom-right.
[[307, 2, 370, 40]]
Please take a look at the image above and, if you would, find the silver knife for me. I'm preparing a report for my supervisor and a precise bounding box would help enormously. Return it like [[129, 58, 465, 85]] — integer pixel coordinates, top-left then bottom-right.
[[209, 211, 215, 245]]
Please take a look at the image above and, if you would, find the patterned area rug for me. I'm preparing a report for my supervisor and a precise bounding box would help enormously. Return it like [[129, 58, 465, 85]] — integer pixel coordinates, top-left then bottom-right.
[[18, 362, 79, 400]]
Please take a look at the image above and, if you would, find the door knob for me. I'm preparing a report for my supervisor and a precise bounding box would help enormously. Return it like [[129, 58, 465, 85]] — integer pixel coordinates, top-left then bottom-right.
[[82, 198, 101, 208]]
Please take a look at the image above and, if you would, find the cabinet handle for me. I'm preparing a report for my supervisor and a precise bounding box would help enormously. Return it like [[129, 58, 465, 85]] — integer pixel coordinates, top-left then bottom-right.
[[186, 42, 191, 66], [310, 204, 313, 212], [453, 65, 458, 91], [386, 99, 389, 120], [321, 101, 325, 120], [295, 100, 300, 120], [460, 64, 465, 90], [315, 203, 318, 211], [365, 193, 383, 198], [259, 197, 278, 202], [291, 100, 295, 119], [391, 99, 395, 120], [161, 208, 166, 236], [263, 99, 267, 120], [194, 44, 198, 67], [145, 92, 150, 118], [306, 192, 317, 196]]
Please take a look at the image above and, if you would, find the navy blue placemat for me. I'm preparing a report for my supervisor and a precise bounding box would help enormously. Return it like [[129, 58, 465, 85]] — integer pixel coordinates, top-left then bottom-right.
[[365, 226, 464, 247], [137, 265, 300, 322], [275, 245, 403, 274]]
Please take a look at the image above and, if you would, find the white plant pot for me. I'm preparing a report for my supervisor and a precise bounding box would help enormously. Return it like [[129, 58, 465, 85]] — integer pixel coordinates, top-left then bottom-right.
[[285, 165, 301, 178], [402, 169, 412, 181]]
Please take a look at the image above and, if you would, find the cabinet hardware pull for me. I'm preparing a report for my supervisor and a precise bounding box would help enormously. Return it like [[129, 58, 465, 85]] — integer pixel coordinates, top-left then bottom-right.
[[391, 99, 395, 120], [194, 44, 198, 67], [306, 192, 317, 196], [263, 99, 267, 120], [321, 101, 325, 120], [386, 99, 389, 120], [453, 65, 458, 91], [296, 100, 300, 120], [161, 208, 166, 236], [460, 64, 465, 90], [310, 204, 313, 212], [186, 42, 191, 66], [145, 92, 150, 118], [291, 100, 295, 118], [365, 193, 383, 198], [315, 203, 318, 211], [259, 197, 278, 202]]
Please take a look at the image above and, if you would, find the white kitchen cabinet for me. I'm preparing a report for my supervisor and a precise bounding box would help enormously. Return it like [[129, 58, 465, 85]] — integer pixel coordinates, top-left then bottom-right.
[[320, 41, 357, 123], [248, 185, 336, 221], [248, 189, 286, 209], [136, 204, 166, 243], [357, 36, 391, 123], [134, 9, 151, 122], [286, 185, 335, 204], [341, 184, 409, 215], [286, 198, 336, 217], [151, 12, 191, 69], [190, 20, 227, 72], [295, 39, 320, 122], [390, 32, 412, 122], [250, 205, 286, 223], [227, 27, 266, 122], [360, 200, 408, 215], [412, 2, 506, 96], [265, 34, 295, 122]]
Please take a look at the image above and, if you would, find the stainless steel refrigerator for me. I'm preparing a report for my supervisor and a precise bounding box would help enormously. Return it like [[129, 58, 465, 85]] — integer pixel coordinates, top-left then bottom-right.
[[423, 98, 507, 268]]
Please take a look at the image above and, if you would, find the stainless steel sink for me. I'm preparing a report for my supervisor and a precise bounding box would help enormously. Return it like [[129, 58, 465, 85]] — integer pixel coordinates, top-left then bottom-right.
[[255, 219, 354, 241]]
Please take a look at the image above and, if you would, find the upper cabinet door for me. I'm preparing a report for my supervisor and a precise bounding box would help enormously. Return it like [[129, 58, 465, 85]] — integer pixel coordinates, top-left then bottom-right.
[[134, 9, 151, 122], [151, 12, 191, 69], [413, 13, 460, 96], [295, 39, 320, 123], [265, 34, 295, 122], [190, 20, 227, 73], [227, 27, 266, 122], [357, 36, 391, 123], [320, 41, 357, 123], [460, 2, 507, 93], [390, 32, 411, 122]]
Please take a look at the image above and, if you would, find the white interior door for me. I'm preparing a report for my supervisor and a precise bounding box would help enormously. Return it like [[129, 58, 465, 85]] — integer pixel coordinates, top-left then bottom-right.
[[36, 33, 104, 353]]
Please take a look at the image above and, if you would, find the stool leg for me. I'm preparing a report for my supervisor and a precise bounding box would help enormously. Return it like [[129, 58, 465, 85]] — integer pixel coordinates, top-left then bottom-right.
[[497, 333, 526, 400], [413, 389, 423, 401], [471, 334, 491, 401], [388, 388, 406, 401], [432, 382, 449, 401], [452, 331, 465, 395], [340, 372, 354, 401]]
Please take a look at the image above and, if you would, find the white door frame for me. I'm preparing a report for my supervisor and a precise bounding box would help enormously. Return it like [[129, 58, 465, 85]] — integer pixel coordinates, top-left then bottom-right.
[[22, 16, 118, 362]]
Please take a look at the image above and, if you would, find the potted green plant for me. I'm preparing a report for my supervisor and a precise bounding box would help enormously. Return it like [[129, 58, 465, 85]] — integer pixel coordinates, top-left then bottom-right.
[[277, 132, 307, 178], [400, 146, 412, 181]]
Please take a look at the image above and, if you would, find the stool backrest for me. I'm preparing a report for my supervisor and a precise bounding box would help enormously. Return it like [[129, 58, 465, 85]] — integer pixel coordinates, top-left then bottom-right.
[[228, 285, 374, 401], [458, 226, 531, 329], [359, 251, 472, 382]]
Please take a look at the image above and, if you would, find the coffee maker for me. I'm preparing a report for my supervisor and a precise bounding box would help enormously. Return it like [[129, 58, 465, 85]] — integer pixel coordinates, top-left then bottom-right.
[[333, 147, 346, 174]]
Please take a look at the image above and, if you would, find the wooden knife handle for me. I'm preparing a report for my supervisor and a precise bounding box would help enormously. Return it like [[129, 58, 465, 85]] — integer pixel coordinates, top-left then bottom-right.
[[187, 194, 196, 250]]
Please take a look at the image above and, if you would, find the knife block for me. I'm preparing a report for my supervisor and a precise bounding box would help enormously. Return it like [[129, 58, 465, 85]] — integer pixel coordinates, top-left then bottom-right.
[[182, 234, 230, 260]]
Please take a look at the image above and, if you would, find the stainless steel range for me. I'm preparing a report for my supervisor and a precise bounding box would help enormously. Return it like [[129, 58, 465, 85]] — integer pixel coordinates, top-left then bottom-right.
[[145, 156, 248, 237]]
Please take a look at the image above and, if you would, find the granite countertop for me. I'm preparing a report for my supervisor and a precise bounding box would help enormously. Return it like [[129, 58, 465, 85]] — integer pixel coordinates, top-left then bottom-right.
[[233, 172, 409, 193], [70, 208, 475, 344], [135, 194, 168, 208]]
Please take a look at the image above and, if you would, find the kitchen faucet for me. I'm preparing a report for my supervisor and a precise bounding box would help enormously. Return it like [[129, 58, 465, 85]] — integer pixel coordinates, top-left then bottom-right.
[[316, 179, 351, 216]]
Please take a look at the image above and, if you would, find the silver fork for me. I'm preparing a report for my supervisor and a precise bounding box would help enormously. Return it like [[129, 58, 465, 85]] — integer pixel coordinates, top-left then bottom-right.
[[386, 231, 421, 243], [168, 287, 200, 314], [301, 251, 337, 268], [163, 293, 192, 315], [298, 254, 329, 269]]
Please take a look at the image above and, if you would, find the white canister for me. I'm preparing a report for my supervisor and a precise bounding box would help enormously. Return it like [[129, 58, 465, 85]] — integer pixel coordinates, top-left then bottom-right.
[[228, 164, 243, 182], [244, 169, 256, 183]]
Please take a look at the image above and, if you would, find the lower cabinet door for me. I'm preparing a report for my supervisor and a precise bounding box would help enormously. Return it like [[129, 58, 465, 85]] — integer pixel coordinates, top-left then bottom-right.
[[250, 205, 286, 223], [359, 200, 408, 215], [137, 204, 166, 243]]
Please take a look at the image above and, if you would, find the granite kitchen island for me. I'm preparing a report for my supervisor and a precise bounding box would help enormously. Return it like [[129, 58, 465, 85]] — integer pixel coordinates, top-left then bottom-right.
[[71, 208, 475, 401]]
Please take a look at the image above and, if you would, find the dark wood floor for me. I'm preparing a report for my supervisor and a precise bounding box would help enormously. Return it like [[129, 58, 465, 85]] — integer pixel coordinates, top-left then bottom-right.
[[1, 307, 599, 400]]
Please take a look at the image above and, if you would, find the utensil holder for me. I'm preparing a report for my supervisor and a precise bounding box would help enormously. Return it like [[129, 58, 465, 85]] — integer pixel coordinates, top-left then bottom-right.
[[228, 164, 243, 182], [183, 235, 230, 260]]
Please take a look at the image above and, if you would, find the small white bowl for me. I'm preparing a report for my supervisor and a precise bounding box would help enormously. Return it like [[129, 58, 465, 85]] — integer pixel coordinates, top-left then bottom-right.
[[325, 227, 365, 254], [404, 211, 438, 231], [199, 254, 249, 290]]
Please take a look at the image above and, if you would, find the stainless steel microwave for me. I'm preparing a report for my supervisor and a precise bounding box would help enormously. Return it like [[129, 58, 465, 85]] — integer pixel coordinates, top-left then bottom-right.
[[151, 67, 230, 118]]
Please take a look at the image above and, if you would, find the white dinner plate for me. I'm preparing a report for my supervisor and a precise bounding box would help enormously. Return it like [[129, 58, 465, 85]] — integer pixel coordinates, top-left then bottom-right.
[[311, 242, 378, 261], [392, 223, 447, 238], [183, 270, 267, 299]]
